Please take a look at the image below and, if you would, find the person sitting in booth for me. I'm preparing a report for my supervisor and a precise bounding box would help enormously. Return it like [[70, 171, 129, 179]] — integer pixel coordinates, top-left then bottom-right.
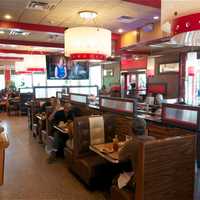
[[115, 117, 155, 190], [47, 102, 80, 163], [40, 96, 55, 113], [47, 97, 62, 119]]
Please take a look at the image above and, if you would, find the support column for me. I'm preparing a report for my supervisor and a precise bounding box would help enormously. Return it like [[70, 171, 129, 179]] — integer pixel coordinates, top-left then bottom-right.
[[179, 53, 186, 100]]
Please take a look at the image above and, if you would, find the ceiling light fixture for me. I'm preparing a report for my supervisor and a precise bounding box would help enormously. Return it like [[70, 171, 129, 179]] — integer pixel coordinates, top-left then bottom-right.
[[79, 10, 97, 20], [64, 10, 111, 61], [153, 16, 159, 20], [4, 14, 12, 20], [65, 27, 111, 61], [118, 29, 124, 33], [10, 45, 17, 48]]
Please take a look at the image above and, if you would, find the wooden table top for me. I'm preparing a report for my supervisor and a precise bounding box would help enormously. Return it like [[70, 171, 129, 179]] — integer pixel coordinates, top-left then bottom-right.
[[90, 142, 125, 164], [53, 125, 71, 136], [36, 115, 46, 121]]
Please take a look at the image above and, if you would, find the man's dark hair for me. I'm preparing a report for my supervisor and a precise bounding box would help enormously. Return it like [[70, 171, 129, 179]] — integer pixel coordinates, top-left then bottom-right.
[[132, 117, 146, 136]]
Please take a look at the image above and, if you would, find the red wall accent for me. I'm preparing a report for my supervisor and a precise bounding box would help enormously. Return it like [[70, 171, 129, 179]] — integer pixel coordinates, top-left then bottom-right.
[[70, 53, 106, 60], [124, 0, 161, 8], [0, 56, 24, 61], [172, 13, 200, 36], [0, 39, 64, 48], [148, 84, 166, 94], [27, 68, 46, 72], [0, 49, 57, 55], [5, 66, 11, 81], [121, 58, 147, 70], [0, 20, 65, 34]]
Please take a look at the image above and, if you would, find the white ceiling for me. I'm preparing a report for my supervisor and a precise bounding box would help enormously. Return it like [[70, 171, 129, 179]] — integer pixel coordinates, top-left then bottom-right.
[[0, 0, 159, 32], [0, 0, 160, 53]]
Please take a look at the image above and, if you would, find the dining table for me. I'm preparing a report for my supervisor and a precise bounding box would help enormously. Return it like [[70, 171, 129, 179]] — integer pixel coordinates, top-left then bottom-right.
[[89, 142, 125, 164]]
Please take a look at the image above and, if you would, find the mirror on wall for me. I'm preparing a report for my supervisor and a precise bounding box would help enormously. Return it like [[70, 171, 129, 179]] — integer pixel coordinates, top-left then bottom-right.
[[159, 63, 179, 73]]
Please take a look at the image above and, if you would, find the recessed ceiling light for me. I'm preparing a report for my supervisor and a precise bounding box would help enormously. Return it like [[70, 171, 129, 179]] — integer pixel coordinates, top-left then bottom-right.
[[0, 30, 5, 34], [4, 14, 12, 20], [118, 29, 123, 33], [153, 16, 159, 20], [79, 11, 97, 20], [22, 32, 30, 36]]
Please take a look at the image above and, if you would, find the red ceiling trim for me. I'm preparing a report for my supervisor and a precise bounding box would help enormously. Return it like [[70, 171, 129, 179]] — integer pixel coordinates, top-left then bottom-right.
[[0, 49, 61, 55], [172, 13, 200, 36], [27, 68, 46, 72], [0, 21, 119, 40], [0, 21, 121, 52], [70, 53, 106, 61], [0, 56, 24, 61], [123, 0, 161, 8], [0, 20, 66, 34], [15, 71, 32, 74], [0, 39, 64, 48]]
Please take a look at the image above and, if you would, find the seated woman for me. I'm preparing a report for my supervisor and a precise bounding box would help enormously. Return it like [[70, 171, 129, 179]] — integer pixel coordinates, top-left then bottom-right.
[[47, 102, 80, 163], [116, 117, 155, 190]]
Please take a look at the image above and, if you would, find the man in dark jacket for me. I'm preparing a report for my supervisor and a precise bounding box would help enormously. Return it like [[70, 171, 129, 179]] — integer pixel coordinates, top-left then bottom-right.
[[47, 102, 80, 163]]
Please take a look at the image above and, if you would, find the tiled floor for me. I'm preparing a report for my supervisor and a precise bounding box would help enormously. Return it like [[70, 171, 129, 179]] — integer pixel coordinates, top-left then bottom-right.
[[0, 113, 199, 200], [0, 114, 106, 200]]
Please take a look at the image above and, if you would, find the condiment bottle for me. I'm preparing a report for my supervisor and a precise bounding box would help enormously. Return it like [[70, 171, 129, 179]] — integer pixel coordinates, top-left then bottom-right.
[[113, 135, 119, 151]]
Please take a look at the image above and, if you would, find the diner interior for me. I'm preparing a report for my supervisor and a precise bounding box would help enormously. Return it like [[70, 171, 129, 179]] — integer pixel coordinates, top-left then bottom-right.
[[0, 0, 200, 200]]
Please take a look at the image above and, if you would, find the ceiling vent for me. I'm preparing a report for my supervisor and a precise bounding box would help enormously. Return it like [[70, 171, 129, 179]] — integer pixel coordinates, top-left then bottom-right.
[[118, 16, 135, 23], [27, 1, 55, 11], [9, 30, 30, 36]]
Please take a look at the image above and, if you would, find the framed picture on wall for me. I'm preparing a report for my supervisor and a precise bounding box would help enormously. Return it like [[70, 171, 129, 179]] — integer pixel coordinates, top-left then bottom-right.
[[159, 63, 179, 73], [103, 69, 114, 77]]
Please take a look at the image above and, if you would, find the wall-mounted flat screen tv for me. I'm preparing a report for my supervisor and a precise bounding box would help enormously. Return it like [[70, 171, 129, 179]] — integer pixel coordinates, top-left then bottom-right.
[[67, 61, 89, 80], [46, 55, 68, 80], [46, 55, 89, 80]]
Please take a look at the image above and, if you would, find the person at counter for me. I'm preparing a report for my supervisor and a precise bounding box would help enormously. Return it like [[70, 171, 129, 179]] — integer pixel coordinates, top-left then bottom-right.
[[128, 82, 136, 96], [47, 103, 80, 163], [100, 85, 109, 95], [116, 117, 155, 189]]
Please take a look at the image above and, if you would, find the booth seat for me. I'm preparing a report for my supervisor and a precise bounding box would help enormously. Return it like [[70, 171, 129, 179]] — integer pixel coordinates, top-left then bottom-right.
[[64, 114, 116, 187], [111, 129, 195, 200], [7, 98, 21, 116], [147, 124, 193, 139], [41, 106, 54, 145], [30, 101, 41, 137]]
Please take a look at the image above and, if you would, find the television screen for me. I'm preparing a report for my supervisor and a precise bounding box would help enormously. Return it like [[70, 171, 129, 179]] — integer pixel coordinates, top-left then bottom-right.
[[46, 55, 89, 80], [68, 61, 89, 80], [46, 55, 68, 80]]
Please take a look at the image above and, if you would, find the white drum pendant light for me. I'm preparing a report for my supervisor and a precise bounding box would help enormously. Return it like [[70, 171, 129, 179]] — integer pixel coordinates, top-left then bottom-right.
[[64, 11, 111, 61]]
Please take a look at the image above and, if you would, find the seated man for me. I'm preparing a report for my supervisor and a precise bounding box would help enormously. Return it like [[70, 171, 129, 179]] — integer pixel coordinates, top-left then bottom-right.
[[116, 117, 155, 190], [47, 102, 80, 163], [41, 96, 61, 113]]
